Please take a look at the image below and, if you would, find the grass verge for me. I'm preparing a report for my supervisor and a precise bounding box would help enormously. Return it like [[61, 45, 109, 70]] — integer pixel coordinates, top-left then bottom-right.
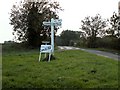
[[2, 48, 119, 88]]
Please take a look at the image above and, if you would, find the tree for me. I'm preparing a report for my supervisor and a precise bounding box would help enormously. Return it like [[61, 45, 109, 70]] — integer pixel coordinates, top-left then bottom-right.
[[81, 14, 107, 48], [107, 12, 120, 50], [107, 12, 120, 38], [56, 30, 81, 46], [10, 0, 62, 47]]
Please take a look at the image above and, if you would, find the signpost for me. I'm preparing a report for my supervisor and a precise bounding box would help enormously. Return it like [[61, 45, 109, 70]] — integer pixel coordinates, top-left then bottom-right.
[[39, 18, 62, 62]]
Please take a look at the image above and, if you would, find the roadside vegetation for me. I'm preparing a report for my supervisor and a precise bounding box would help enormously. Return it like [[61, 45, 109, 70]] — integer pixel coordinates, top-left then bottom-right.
[[56, 12, 120, 51], [2, 43, 119, 88]]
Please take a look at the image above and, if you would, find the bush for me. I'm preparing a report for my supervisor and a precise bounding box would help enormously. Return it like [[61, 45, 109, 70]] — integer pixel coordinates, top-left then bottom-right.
[[2, 42, 36, 54], [96, 36, 119, 50]]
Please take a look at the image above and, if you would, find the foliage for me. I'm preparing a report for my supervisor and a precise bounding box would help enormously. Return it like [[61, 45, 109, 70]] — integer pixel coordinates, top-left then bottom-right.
[[76, 37, 87, 48], [2, 47, 118, 88], [56, 30, 82, 46], [81, 14, 107, 48], [95, 12, 120, 50], [107, 12, 120, 38], [96, 36, 118, 49], [55, 36, 63, 46], [2, 42, 32, 53], [10, 0, 62, 47]]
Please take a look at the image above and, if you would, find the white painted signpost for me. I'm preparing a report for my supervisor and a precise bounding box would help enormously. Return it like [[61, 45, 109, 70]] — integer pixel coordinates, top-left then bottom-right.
[[39, 18, 62, 62]]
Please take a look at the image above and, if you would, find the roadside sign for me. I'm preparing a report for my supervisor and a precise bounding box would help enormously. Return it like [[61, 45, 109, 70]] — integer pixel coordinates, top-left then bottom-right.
[[40, 45, 51, 53], [39, 18, 62, 62], [53, 19, 62, 24], [43, 19, 62, 27], [42, 18, 62, 53], [43, 21, 51, 26]]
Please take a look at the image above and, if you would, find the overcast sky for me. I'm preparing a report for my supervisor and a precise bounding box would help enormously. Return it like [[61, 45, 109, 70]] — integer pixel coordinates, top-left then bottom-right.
[[0, 0, 119, 43]]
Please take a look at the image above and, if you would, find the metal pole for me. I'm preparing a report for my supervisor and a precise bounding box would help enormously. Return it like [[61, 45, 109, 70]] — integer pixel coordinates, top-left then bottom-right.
[[51, 18, 54, 53]]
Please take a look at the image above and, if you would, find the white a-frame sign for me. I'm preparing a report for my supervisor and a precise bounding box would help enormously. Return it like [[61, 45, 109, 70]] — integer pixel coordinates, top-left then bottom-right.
[[39, 18, 62, 62]]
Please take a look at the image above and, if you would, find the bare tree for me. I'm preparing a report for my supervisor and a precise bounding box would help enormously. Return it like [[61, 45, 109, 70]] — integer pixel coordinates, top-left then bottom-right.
[[81, 14, 107, 48]]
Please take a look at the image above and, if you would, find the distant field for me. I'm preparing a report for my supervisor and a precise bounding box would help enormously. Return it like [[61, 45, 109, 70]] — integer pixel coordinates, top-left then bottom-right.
[[2, 45, 119, 88]]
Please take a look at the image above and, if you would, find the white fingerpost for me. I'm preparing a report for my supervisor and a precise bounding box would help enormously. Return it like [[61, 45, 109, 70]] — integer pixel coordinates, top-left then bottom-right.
[[39, 18, 62, 62]]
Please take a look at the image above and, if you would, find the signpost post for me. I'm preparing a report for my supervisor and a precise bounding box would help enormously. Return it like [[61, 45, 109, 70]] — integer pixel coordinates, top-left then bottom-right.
[[51, 18, 54, 53], [39, 18, 62, 62]]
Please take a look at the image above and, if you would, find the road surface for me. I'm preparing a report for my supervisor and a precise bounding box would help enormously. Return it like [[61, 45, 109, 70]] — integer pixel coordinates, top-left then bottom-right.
[[58, 46, 120, 61]]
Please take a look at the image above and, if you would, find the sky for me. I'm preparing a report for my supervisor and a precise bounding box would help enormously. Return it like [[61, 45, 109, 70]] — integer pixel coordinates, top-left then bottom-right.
[[0, 0, 119, 43]]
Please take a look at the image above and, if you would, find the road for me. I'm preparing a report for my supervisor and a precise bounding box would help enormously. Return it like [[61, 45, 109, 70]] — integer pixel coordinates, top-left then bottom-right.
[[58, 46, 120, 61]]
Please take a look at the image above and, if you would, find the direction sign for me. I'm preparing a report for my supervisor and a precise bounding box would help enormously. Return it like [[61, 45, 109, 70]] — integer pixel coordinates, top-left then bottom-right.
[[43, 21, 51, 26], [43, 19, 62, 27], [54, 23, 62, 27], [53, 19, 62, 24]]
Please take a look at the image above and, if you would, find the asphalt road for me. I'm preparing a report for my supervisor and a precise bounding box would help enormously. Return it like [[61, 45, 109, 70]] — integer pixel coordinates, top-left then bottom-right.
[[58, 46, 120, 61]]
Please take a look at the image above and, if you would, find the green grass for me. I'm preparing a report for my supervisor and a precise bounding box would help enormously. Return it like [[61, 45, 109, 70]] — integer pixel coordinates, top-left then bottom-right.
[[2, 48, 119, 88], [0, 44, 2, 89]]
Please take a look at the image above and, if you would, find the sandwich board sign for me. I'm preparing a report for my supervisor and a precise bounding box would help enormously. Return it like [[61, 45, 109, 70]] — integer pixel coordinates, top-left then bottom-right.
[[39, 18, 62, 62], [40, 45, 51, 53]]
